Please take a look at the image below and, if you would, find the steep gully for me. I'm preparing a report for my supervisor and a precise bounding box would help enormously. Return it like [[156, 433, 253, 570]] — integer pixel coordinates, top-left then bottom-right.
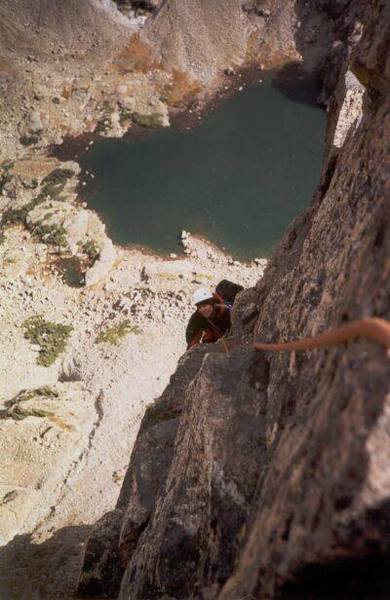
[[78, 1, 390, 600]]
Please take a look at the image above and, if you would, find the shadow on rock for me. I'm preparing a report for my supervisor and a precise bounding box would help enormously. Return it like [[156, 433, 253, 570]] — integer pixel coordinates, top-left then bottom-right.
[[271, 62, 323, 107], [271, 0, 367, 108], [0, 524, 92, 600]]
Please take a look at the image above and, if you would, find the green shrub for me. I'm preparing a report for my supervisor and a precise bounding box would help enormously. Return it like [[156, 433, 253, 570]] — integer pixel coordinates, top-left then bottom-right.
[[0, 167, 13, 194], [0, 386, 59, 421], [39, 181, 66, 201], [7, 386, 59, 406], [24, 168, 75, 203], [2, 199, 68, 248], [82, 240, 100, 262], [23, 315, 73, 367], [2, 195, 44, 226], [20, 134, 40, 146], [2, 175, 70, 227], [119, 108, 133, 126], [133, 112, 163, 128], [22, 178, 39, 190], [1, 167, 73, 246], [1, 160, 15, 171], [32, 222, 67, 247], [96, 320, 141, 345], [0, 406, 53, 421], [42, 167, 74, 187]]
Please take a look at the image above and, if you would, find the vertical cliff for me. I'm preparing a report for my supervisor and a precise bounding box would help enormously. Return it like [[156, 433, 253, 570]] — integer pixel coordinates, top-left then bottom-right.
[[76, 1, 389, 598]]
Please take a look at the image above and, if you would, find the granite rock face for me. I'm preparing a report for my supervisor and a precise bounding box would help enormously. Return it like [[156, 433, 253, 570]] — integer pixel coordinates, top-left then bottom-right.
[[78, 1, 390, 598], [118, 345, 271, 599], [77, 509, 125, 598], [78, 347, 211, 597]]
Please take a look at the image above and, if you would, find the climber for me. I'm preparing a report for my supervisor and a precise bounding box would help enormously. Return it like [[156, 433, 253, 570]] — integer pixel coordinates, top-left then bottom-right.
[[186, 280, 243, 349]]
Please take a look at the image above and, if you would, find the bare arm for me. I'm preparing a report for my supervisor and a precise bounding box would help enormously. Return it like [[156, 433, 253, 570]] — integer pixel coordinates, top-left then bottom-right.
[[254, 318, 390, 352]]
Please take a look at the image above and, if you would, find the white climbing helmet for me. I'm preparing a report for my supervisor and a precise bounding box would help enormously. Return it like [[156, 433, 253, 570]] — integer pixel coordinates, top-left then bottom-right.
[[192, 287, 214, 306]]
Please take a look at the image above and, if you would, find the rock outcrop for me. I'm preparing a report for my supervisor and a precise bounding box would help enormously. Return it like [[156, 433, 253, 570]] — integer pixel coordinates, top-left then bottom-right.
[[78, 1, 390, 598]]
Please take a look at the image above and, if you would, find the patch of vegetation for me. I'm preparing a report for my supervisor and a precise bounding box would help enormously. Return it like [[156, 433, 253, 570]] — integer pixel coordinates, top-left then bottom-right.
[[13, 386, 59, 404], [32, 221, 68, 247], [82, 239, 100, 263], [3, 256, 16, 266], [1, 160, 15, 171], [0, 386, 58, 421], [95, 117, 111, 134], [96, 103, 115, 134], [0, 161, 14, 194], [96, 320, 141, 345], [20, 134, 40, 146], [22, 177, 39, 190], [39, 181, 66, 201], [53, 256, 85, 288], [2, 204, 31, 226], [4, 386, 58, 407], [23, 315, 73, 367], [2, 174, 68, 231], [119, 107, 133, 127], [33, 168, 75, 201], [2, 190, 68, 248], [0, 406, 53, 421], [133, 112, 164, 128], [42, 168, 75, 187], [2, 194, 45, 226]]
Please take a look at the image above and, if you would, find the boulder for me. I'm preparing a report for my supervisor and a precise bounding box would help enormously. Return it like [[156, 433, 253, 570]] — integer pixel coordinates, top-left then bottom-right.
[[85, 238, 116, 286], [28, 110, 43, 134]]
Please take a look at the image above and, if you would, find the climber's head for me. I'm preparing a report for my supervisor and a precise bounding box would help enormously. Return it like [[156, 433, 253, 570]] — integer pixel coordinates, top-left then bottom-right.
[[192, 288, 215, 319]]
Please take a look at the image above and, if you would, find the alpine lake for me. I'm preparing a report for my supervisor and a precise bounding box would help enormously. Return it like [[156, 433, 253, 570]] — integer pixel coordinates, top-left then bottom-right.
[[79, 71, 326, 259]]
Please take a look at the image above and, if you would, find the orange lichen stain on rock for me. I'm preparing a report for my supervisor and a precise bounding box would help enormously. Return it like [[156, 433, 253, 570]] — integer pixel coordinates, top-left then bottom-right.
[[48, 415, 74, 432], [163, 69, 202, 107], [113, 35, 160, 74], [245, 29, 263, 62]]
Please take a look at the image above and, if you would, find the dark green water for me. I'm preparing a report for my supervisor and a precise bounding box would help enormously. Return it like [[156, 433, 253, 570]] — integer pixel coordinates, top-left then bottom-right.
[[80, 77, 325, 258]]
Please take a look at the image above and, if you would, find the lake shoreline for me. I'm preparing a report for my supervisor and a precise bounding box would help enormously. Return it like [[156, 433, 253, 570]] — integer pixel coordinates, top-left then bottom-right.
[[72, 70, 325, 260]]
